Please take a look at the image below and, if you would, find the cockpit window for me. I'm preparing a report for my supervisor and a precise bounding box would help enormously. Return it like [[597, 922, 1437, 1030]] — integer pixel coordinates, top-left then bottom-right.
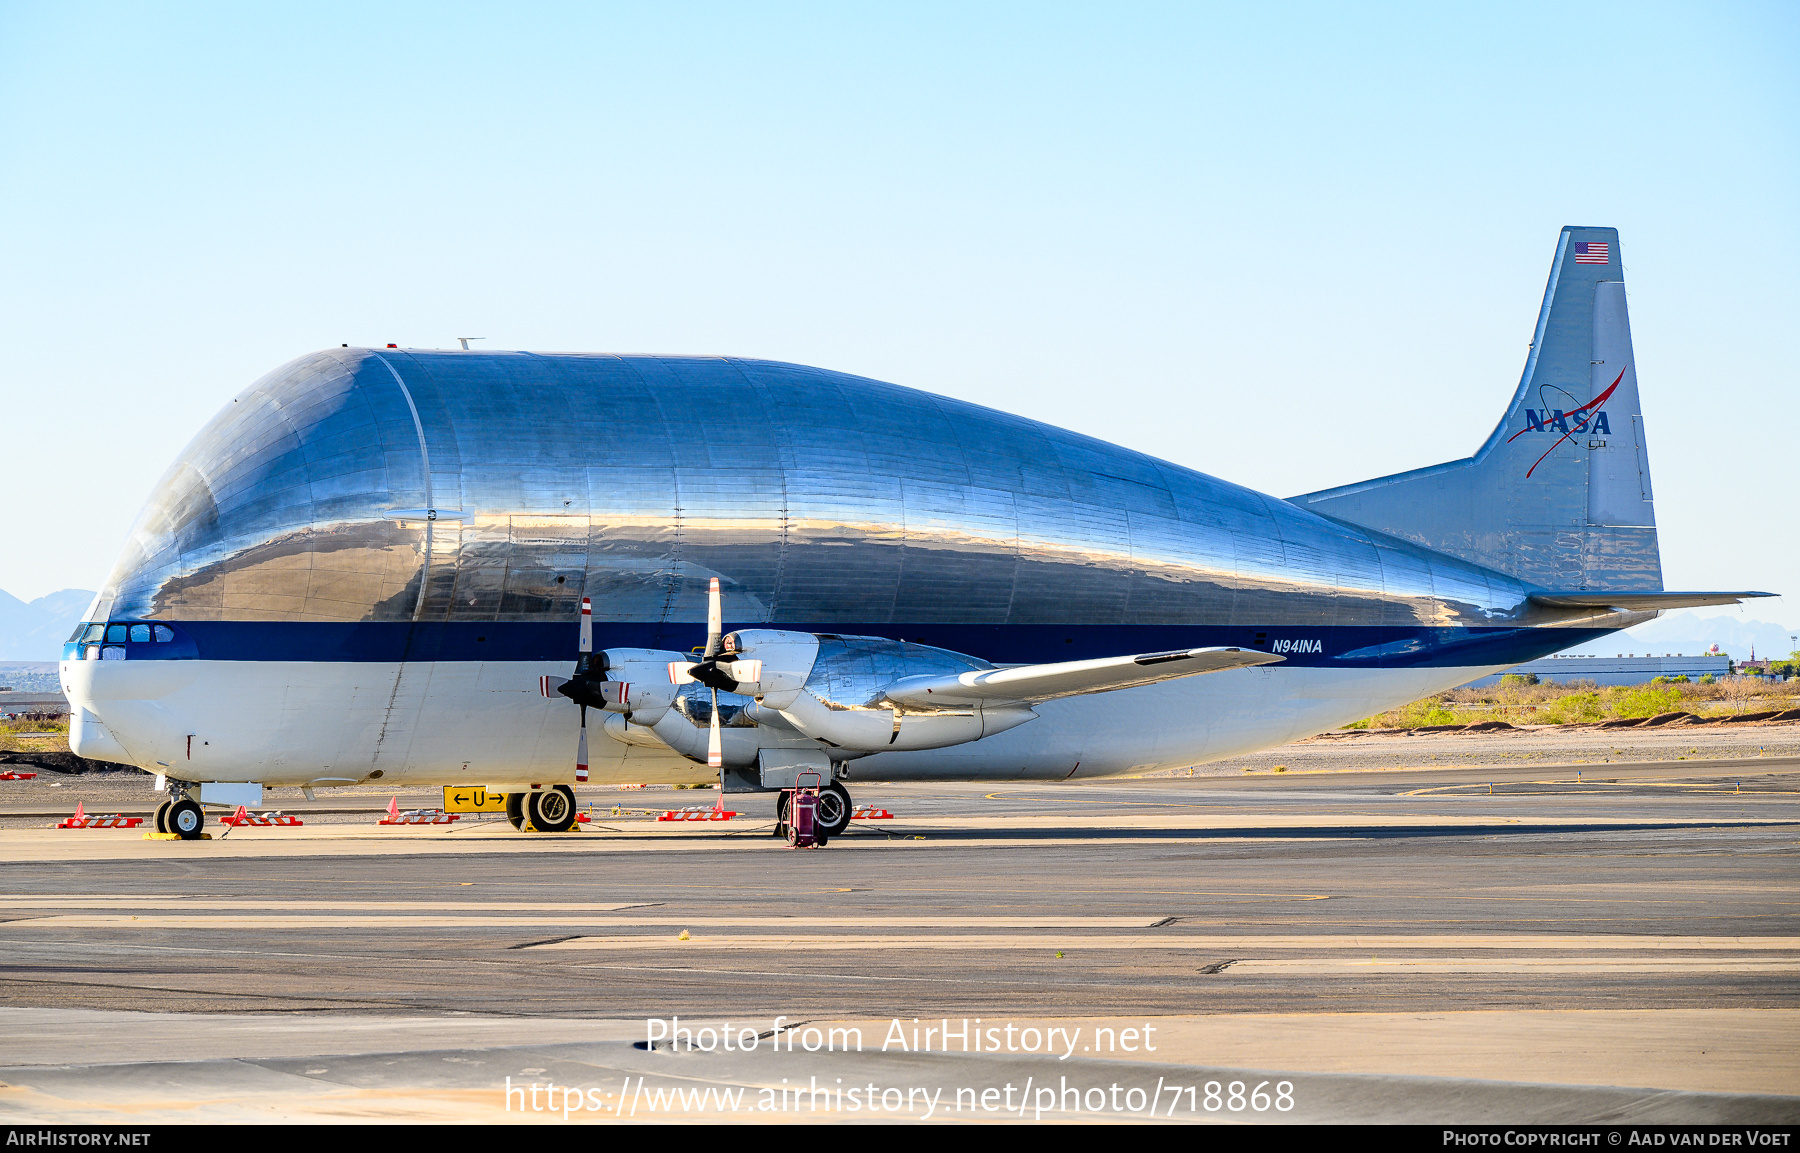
[[82, 624, 105, 643], [153, 625, 174, 642], [101, 646, 126, 660], [106, 624, 128, 644], [129, 624, 151, 643]]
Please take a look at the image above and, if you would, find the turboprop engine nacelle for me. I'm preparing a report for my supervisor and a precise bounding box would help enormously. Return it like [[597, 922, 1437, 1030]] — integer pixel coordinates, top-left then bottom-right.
[[592, 647, 683, 724], [760, 688, 1036, 753], [712, 629, 821, 708], [719, 630, 1039, 755]]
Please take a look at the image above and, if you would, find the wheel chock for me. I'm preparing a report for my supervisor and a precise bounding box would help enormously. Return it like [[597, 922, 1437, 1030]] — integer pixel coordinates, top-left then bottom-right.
[[0, 771, 37, 780], [377, 796, 459, 825], [220, 805, 304, 827], [851, 806, 894, 820], [657, 805, 738, 821], [55, 802, 144, 829], [143, 831, 211, 840]]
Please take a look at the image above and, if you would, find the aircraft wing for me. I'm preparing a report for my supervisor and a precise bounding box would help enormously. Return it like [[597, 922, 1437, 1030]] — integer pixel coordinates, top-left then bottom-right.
[[880, 646, 1284, 710], [1528, 591, 1776, 611]]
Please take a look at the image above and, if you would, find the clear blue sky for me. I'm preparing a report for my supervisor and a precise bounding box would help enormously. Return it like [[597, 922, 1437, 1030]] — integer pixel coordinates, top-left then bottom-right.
[[2, 2, 1794, 625]]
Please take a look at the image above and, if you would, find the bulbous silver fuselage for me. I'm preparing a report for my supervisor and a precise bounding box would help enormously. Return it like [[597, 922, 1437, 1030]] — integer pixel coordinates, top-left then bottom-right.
[[62, 348, 1632, 786]]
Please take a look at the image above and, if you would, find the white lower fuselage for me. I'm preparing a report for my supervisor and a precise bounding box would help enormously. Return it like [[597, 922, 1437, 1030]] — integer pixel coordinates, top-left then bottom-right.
[[63, 659, 1505, 789]]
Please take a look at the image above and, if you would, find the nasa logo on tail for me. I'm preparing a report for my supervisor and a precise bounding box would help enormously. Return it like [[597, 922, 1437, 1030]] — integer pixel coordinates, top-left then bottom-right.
[[1508, 367, 1626, 477]]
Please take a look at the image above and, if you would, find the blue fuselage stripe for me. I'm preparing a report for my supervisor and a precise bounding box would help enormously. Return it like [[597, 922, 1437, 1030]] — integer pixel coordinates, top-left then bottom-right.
[[69, 621, 1610, 670]]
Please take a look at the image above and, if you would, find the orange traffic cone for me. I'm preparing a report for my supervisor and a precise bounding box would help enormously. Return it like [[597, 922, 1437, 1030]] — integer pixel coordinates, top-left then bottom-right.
[[387, 796, 400, 821]]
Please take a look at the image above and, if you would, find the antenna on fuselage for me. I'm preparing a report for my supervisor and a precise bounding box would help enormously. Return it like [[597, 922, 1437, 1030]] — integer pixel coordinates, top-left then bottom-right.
[[456, 337, 486, 350]]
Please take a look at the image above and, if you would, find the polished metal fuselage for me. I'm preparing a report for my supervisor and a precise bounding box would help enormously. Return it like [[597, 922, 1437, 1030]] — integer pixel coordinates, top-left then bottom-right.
[[93, 349, 1598, 642], [65, 348, 1637, 786]]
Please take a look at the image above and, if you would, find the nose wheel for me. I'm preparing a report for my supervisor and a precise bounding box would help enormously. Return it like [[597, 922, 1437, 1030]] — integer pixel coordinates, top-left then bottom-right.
[[167, 798, 205, 839]]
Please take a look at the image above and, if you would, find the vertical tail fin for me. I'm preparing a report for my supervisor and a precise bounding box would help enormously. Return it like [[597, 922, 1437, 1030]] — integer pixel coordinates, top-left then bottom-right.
[[1290, 226, 1661, 591]]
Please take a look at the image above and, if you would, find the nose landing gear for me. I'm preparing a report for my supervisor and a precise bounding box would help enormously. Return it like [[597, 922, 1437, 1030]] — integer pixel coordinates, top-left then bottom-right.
[[167, 797, 205, 839], [155, 780, 206, 839]]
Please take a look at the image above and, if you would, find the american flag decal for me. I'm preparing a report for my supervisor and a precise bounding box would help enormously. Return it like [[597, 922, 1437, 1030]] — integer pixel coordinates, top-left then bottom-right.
[[1573, 241, 1609, 265]]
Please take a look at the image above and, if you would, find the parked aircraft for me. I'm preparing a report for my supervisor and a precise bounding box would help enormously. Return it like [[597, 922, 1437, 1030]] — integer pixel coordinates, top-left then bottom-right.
[[62, 227, 1769, 838]]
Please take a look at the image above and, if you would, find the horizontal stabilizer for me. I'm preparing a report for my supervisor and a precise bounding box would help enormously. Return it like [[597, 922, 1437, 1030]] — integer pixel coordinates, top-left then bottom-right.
[[1528, 591, 1776, 611], [880, 647, 1284, 710]]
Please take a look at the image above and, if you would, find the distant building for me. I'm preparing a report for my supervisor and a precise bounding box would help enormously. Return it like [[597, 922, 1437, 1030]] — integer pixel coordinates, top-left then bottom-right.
[[1467, 653, 1731, 689]]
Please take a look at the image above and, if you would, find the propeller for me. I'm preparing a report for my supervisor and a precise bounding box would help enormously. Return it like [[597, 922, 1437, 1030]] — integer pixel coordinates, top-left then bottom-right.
[[575, 596, 592, 782], [668, 578, 755, 772], [542, 597, 602, 782], [688, 578, 725, 769], [551, 581, 751, 779]]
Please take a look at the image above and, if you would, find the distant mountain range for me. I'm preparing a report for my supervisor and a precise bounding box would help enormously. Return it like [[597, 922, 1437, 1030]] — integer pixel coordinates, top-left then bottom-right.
[[0, 589, 95, 661]]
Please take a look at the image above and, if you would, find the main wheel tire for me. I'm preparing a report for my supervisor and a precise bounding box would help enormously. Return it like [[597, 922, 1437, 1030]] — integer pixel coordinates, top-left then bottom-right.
[[153, 800, 171, 834], [526, 785, 577, 833], [505, 792, 526, 830], [815, 782, 851, 838], [167, 798, 205, 840], [773, 790, 789, 836]]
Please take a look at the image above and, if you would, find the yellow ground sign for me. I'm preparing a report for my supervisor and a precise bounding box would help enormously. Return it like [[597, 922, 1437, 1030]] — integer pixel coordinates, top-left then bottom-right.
[[442, 786, 509, 813]]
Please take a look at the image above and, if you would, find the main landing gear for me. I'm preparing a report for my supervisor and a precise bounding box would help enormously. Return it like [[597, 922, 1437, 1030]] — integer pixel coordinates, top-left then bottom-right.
[[774, 781, 851, 844], [505, 786, 577, 833]]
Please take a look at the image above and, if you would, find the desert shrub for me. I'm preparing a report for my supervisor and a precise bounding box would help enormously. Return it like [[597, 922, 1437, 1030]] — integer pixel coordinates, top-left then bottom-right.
[[1363, 698, 1459, 729], [1606, 684, 1684, 719], [1717, 676, 1772, 713], [1540, 692, 1607, 724]]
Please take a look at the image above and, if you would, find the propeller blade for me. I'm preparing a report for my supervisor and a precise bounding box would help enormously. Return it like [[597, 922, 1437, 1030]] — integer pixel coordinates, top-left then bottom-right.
[[703, 577, 722, 660], [707, 687, 722, 769], [576, 704, 589, 783], [579, 597, 592, 654]]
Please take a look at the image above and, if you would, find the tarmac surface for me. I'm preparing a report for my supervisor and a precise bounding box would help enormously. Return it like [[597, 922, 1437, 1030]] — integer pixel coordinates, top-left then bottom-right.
[[1, 727, 1797, 1123]]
